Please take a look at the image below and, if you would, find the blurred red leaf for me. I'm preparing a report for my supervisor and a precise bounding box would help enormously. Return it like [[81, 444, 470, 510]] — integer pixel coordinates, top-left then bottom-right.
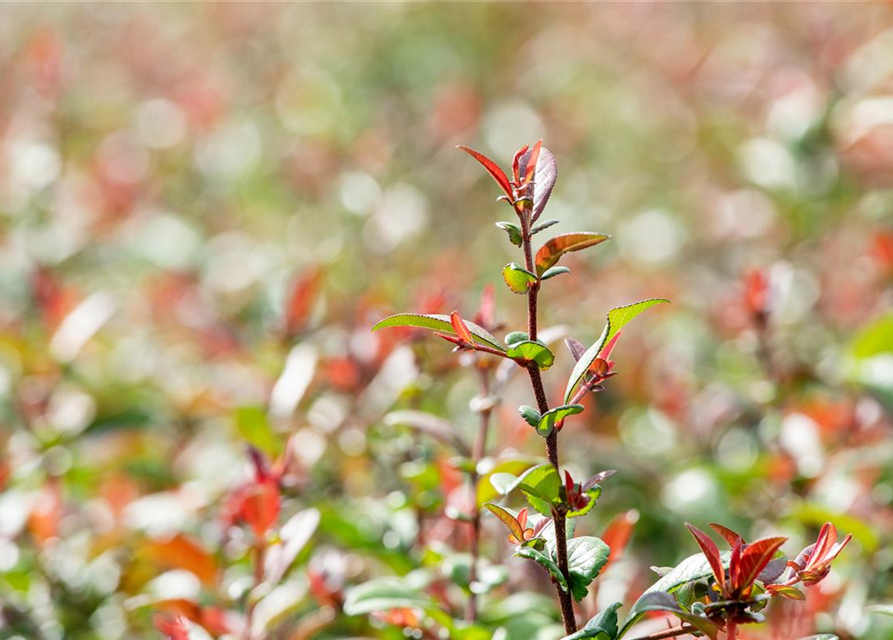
[[144, 533, 219, 586], [285, 267, 324, 335]]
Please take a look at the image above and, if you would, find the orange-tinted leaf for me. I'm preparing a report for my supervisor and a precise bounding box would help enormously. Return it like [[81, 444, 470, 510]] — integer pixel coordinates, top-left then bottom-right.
[[450, 311, 474, 344], [708, 523, 744, 547], [484, 503, 525, 543], [519, 140, 542, 185], [457, 145, 512, 199], [534, 232, 610, 275], [144, 534, 218, 585], [685, 523, 725, 592], [735, 536, 786, 593]]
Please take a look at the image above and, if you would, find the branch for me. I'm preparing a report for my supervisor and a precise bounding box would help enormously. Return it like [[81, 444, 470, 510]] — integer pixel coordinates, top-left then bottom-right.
[[630, 624, 697, 640]]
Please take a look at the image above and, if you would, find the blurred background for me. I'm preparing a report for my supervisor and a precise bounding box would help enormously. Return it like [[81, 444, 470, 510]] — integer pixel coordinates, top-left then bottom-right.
[[1, 3, 893, 640]]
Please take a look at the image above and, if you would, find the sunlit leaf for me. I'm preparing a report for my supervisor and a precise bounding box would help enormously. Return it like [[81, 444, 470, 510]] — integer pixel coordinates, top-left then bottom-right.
[[506, 340, 555, 369], [263, 508, 320, 585], [514, 545, 567, 591], [516, 463, 561, 514], [373, 313, 505, 352], [564, 299, 669, 403], [684, 524, 725, 592], [502, 263, 537, 295], [457, 145, 512, 199], [483, 503, 525, 542], [536, 404, 584, 437], [534, 232, 610, 275], [532, 148, 558, 222], [629, 593, 719, 639], [496, 221, 523, 247], [477, 459, 536, 505]]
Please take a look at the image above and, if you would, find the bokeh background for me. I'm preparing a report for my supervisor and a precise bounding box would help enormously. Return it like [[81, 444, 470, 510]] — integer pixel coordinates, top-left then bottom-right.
[[1, 3, 893, 640]]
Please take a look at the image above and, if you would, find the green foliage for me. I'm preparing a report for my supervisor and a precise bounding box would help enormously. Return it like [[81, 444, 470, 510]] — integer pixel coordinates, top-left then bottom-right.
[[502, 263, 538, 294], [372, 313, 505, 351], [506, 340, 555, 369], [564, 299, 669, 402], [561, 602, 622, 640], [536, 404, 584, 437], [496, 221, 524, 247]]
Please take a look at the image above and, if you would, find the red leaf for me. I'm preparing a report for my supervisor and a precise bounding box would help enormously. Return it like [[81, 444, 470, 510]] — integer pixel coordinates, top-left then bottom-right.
[[734, 536, 787, 594], [601, 509, 637, 569], [449, 310, 474, 345], [512, 145, 529, 183], [143, 534, 219, 585], [708, 523, 744, 547], [686, 523, 725, 592], [519, 139, 543, 185], [457, 146, 513, 199]]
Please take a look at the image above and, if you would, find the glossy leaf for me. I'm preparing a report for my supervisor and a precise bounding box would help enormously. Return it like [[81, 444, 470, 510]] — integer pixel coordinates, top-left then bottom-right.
[[518, 405, 541, 427], [541, 266, 571, 280], [495, 221, 523, 247], [372, 313, 505, 352], [532, 147, 558, 222], [685, 524, 725, 592], [506, 340, 555, 369], [534, 232, 610, 275], [735, 537, 787, 593], [561, 602, 621, 640], [564, 299, 669, 403], [708, 522, 744, 547], [457, 145, 512, 199], [502, 263, 537, 295], [536, 404, 584, 437], [565, 536, 611, 601], [772, 585, 806, 600]]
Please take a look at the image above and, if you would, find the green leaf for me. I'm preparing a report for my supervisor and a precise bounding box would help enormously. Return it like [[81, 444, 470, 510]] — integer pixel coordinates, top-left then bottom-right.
[[514, 546, 568, 592], [235, 406, 283, 457], [495, 221, 523, 247], [517, 463, 561, 515], [519, 405, 541, 427], [564, 536, 611, 602], [504, 331, 529, 346], [630, 593, 718, 639], [535, 232, 611, 275], [567, 486, 601, 519], [507, 340, 555, 369], [561, 602, 622, 640], [531, 219, 560, 236], [541, 266, 571, 280], [372, 313, 505, 352], [536, 404, 584, 437], [564, 299, 669, 403], [476, 458, 535, 505], [618, 550, 730, 638], [488, 472, 520, 497], [502, 263, 538, 295]]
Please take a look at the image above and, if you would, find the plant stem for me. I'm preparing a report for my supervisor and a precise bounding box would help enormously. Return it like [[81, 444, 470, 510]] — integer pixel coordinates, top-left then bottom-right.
[[521, 219, 576, 634], [630, 624, 697, 640], [466, 366, 493, 623], [726, 621, 737, 640]]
